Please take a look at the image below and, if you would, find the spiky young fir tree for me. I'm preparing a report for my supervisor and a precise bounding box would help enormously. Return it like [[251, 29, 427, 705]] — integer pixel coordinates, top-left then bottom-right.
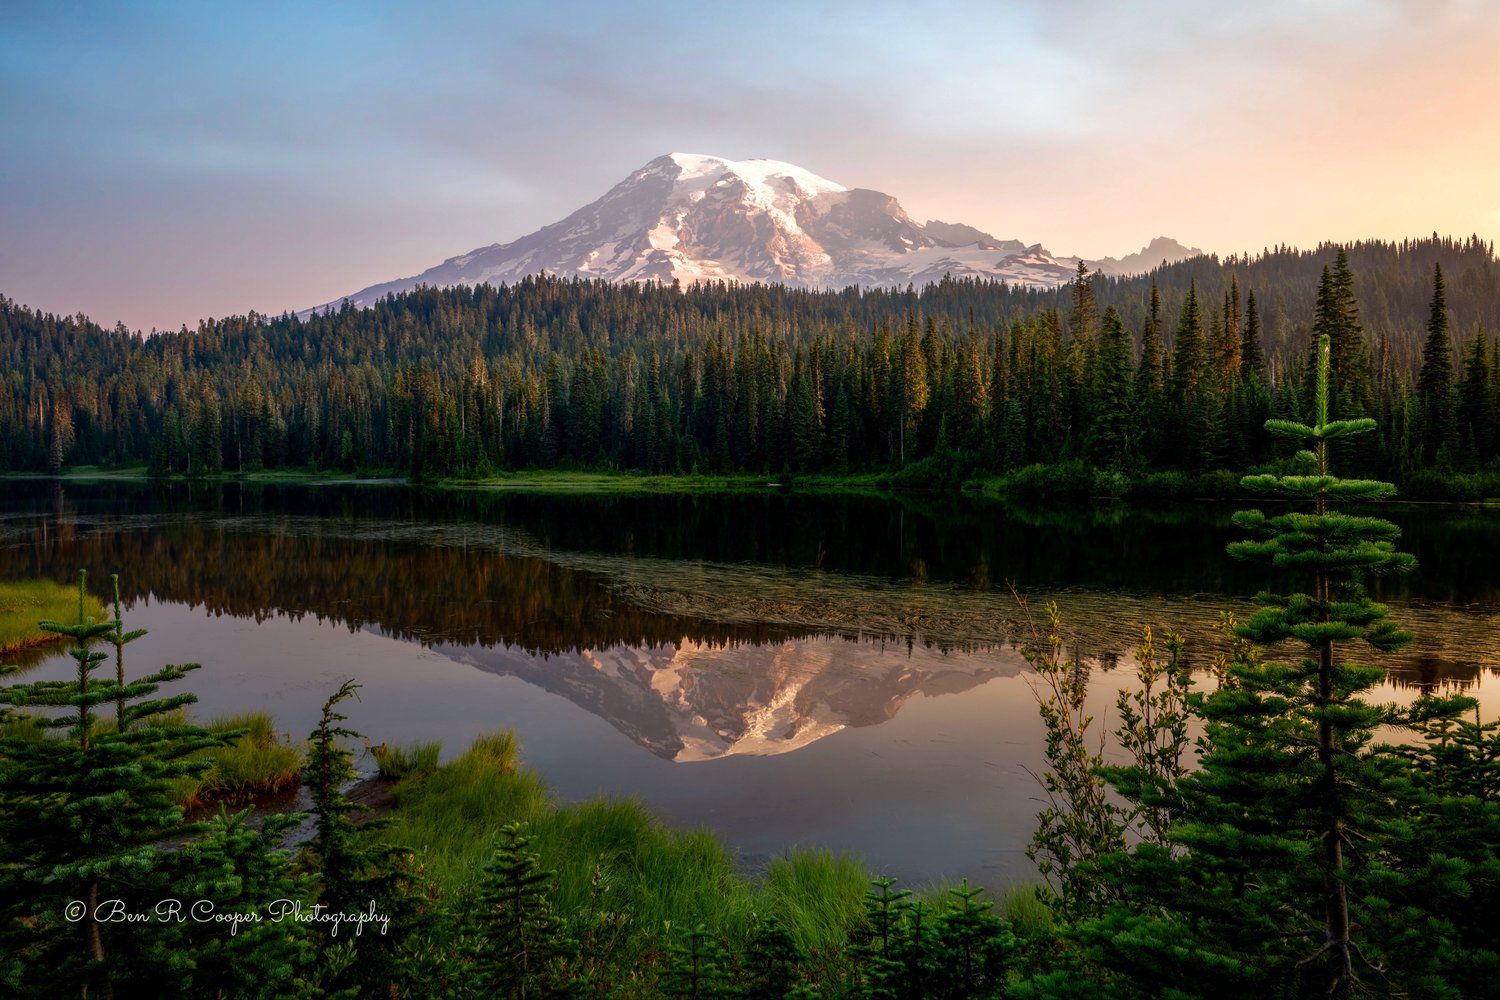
[[1220, 333, 1435, 994], [1088, 306, 1134, 470], [105, 573, 147, 731], [304, 680, 420, 995], [1417, 262, 1456, 466], [464, 822, 579, 1000], [0, 570, 223, 998]]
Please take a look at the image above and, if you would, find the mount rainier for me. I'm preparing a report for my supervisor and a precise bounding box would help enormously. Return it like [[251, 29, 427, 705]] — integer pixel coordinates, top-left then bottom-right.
[[314, 153, 1201, 311]]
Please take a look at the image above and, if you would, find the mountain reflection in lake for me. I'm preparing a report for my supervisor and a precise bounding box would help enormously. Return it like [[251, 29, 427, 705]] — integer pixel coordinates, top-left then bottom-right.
[[3, 480, 1496, 884]]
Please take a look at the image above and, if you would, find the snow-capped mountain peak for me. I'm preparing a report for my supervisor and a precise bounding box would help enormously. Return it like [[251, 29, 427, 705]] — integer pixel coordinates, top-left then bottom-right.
[[309, 154, 1201, 312]]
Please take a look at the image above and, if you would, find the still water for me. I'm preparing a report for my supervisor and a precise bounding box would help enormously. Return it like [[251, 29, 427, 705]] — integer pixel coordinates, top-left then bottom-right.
[[3, 480, 1496, 885]]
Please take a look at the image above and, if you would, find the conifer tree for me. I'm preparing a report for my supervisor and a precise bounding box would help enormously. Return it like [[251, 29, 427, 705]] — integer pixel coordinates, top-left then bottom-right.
[[466, 822, 579, 999], [1240, 289, 1267, 384], [1169, 284, 1206, 404], [848, 876, 911, 999], [1088, 306, 1134, 469], [1313, 250, 1372, 419], [1133, 281, 1168, 465], [742, 914, 803, 1000], [927, 881, 1018, 999], [305, 680, 419, 995], [1066, 262, 1101, 442], [105, 573, 148, 731], [661, 922, 731, 1000], [1417, 262, 1456, 466], [1215, 334, 1441, 993], [1457, 327, 1496, 465], [896, 313, 929, 465], [0, 571, 223, 998]]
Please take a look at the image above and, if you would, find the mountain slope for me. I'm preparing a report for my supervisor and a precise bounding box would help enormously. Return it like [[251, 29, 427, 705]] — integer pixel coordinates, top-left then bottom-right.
[[312, 153, 1201, 311]]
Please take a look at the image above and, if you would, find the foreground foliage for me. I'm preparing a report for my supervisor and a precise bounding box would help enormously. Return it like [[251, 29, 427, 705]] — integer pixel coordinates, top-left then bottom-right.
[[1023, 338, 1499, 999]]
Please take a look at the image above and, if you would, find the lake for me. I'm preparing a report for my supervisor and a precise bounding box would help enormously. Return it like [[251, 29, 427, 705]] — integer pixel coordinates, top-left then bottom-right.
[[3, 479, 1496, 886]]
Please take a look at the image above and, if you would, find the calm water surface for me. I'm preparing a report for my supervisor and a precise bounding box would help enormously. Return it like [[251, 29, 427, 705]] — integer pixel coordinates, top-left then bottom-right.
[[3, 480, 1496, 885]]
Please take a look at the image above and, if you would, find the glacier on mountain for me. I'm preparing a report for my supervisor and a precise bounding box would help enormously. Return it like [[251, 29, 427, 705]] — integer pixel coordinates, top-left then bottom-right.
[[310, 153, 1202, 313]]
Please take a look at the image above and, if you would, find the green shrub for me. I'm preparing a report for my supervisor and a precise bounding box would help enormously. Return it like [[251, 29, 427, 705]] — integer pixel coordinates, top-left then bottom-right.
[[995, 461, 1095, 501], [889, 449, 982, 489]]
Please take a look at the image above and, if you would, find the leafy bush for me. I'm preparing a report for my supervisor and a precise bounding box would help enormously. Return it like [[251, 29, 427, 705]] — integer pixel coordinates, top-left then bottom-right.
[[992, 460, 1095, 501], [889, 449, 983, 489]]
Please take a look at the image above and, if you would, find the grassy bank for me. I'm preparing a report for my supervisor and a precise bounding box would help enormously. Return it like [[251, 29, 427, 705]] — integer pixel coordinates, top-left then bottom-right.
[[0, 579, 109, 655], [19, 460, 1500, 503], [3, 705, 305, 809], [359, 729, 1055, 993], [363, 729, 1056, 986]]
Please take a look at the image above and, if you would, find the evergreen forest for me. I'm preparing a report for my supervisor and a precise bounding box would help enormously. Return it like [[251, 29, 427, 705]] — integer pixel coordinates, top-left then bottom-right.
[[4, 236, 1500, 496]]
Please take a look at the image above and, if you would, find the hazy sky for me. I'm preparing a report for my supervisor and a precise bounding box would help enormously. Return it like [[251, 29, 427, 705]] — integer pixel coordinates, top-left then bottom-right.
[[3, 0, 1498, 332]]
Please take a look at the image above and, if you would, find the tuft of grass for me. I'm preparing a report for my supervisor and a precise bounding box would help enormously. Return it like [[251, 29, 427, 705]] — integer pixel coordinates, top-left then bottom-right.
[[371, 739, 442, 780], [0, 579, 109, 654], [757, 849, 869, 953], [533, 798, 757, 944], [161, 710, 303, 808], [374, 730, 546, 895], [998, 883, 1055, 940]]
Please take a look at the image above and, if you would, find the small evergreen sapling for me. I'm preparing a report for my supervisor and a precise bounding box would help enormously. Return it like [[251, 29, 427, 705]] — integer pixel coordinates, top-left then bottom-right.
[[0, 570, 224, 997], [1224, 333, 1426, 992], [464, 821, 579, 999], [661, 921, 731, 1000], [105, 573, 148, 731], [927, 881, 1017, 1000], [304, 680, 421, 996], [848, 875, 912, 998], [742, 913, 803, 999]]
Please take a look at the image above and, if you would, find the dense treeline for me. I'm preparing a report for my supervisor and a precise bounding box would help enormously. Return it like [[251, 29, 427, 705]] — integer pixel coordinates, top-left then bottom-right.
[[3, 234, 1497, 485]]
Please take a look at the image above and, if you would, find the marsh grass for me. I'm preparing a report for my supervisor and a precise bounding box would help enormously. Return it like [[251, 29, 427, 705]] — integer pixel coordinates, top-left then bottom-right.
[[0, 712, 49, 740], [158, 710, 303, 808], [373, 731, 871, 968], [377, 731, 548, 893], [997, 883, 1055, 939], [535, 798, 757, 939], [0, 578, 109, 653], [371, 739, 442, 780]]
